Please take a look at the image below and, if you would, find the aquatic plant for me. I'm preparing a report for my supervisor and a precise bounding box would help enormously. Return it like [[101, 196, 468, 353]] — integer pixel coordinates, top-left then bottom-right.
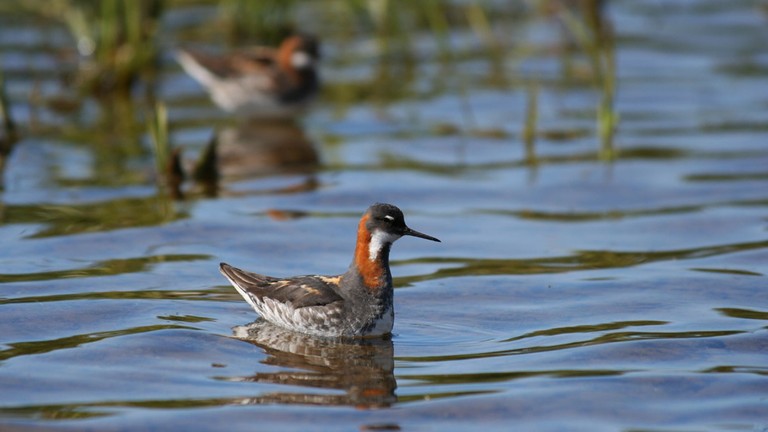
[[0, 67, 18, 190], [523, 82, 539, 166], [559, 0, 618, 161], [20, 0, 164, 96], [148, 101, 169, 177], [216, 0, 300, 45], [148, 102, 184, 199]]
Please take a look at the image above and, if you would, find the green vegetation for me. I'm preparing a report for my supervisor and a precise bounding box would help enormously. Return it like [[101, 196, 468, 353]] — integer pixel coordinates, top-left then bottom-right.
[[523, 82, 538, 166], [19, 0, 163, 95], [0, 66, 18, 190], [559, 0, 618, 160], [148, 101, 186, 199], [1, 0, 620, 190]]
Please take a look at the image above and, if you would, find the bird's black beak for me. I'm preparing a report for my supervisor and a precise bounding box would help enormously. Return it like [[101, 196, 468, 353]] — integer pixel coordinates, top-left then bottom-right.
[[404, 227, 441, 242]]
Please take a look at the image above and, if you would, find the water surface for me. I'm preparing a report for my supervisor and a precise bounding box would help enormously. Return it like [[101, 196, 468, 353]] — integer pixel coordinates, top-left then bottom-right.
[[1, 1, 767, 431]]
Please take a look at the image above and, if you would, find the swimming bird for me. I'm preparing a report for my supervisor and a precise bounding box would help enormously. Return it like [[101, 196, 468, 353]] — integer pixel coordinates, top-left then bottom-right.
[[220, 203, 440, 337], [176, 34, 319, 118]]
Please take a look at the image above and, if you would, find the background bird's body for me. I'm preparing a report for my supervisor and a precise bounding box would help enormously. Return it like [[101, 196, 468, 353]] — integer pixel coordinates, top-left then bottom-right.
[[176, 35, 320, 118]]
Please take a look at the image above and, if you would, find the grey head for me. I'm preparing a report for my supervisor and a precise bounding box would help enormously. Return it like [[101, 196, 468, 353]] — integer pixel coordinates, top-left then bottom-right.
[[364, 203, 441, 245]]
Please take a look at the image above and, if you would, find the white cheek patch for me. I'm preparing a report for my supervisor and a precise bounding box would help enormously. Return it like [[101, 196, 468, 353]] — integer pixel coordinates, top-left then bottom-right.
[[369, 229, 401, 261], [291, 51, 313, 69]]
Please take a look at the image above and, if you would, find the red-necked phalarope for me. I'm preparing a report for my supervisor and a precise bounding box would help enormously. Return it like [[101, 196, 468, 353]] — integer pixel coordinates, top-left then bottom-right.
[[220, 203, 440, 337], [176, 34, 319, 118]]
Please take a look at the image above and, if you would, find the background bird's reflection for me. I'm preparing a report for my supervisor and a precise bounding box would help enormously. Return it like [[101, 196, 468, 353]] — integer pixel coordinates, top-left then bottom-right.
[[185, 119, 320, 198], [221, 320, 396, 409], [216, 119, 319, 179]]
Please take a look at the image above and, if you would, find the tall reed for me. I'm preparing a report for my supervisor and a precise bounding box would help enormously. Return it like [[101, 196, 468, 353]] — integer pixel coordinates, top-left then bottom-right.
[[560, 0, 618, 161], [148, 102, 184, 199], [23, 0, 164, 96], [0, 67, 18, 190], [523, 82, 539, 166]]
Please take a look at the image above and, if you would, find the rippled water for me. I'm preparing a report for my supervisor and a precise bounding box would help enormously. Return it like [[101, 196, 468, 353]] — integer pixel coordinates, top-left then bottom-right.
[[2, 1, 768, 431]]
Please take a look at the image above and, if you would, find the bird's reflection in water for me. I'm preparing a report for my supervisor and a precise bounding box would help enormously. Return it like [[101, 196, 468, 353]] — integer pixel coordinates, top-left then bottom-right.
[[225, 320, 397, 409], [187, 119, 320, 198], [216, 119, 319, 179]]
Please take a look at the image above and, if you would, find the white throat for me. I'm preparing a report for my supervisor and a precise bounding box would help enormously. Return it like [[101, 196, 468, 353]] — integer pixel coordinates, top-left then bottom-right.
[[368, 230, 400, 261]]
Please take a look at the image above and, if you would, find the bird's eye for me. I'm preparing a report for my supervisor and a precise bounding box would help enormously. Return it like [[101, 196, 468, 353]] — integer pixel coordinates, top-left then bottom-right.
[[384, 215, 395, 222]]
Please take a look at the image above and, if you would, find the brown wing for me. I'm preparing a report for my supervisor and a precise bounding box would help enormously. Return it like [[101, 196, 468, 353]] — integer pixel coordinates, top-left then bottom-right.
[[219, 263, 343, 308], [183, 49, 276, 79]]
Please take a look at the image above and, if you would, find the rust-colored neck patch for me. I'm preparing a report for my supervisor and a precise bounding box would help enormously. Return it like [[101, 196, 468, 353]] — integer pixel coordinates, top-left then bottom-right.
[[277, 36, 301, 78], [353, 213, 386, 291]]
